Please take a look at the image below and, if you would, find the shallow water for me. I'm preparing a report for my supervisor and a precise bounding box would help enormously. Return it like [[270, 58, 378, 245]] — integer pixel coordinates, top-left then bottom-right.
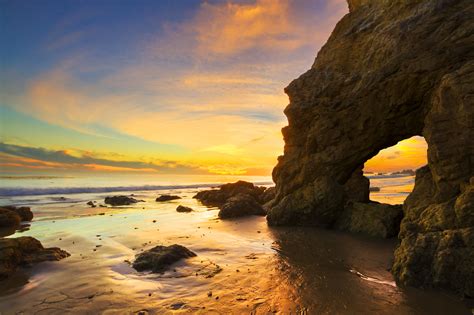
[[0, 178, 472, 314]]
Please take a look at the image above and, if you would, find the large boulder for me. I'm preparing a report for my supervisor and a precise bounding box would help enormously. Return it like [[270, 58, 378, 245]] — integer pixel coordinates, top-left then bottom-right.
[[132, 244, 196, 273], [2, 206, 33, 222], [193, 181, 265, 206], [104, 195, 140, 206], [335, 202, 403, 238], [218, 194, 266, 219], [0, 237, 70, 279], [267, 0, 474, 295]]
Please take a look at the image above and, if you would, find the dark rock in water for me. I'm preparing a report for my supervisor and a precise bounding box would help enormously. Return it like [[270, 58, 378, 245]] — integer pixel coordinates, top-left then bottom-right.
[[262, 187, 276, 204], [104, 195, 140, 206], [0, 237, 70, 280], [86, 201, 96, 207], [369, 187, 381, 192], [335, 202, 403, 238], [267, 0, 474, 296], [218, 194, 266, 219], [2, 206, 33, 222], [132, 244, 196, 273], [0, 208, 21, 229], [194, 181, 265, 207], [156, 195, 181, 202], [176, 205, 193, 213]]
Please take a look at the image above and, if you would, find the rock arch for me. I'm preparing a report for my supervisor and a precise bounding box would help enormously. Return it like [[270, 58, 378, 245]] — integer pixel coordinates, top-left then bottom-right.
[[267, 0, 473, 296]]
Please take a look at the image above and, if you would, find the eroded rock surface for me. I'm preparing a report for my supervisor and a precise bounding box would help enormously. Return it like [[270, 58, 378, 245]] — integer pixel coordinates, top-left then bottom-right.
[[268, 0, 474, 295], [0, 237, 70, 279], [335, 202, 403, 238], [132, 244, 196, 273]]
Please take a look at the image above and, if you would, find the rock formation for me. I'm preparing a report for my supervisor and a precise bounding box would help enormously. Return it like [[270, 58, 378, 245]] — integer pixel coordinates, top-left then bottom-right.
[[176, 205, 193, 213], [268, 0, 473, 296], [104, 195, 141, 206], [194, 181, 267, 218], [2, 206, 34, 222], [156, 195, 181, 202], [218, 194, 266, 219], [133, 244, 196, 273], [0, 237, 69, 279]]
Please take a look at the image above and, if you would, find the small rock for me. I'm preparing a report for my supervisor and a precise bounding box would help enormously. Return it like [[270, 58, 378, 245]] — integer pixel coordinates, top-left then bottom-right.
[[133, 244, 196, 273], [176, 205, 193, 213], [156, 195, 181, 202], [104, 196, 140, 206]]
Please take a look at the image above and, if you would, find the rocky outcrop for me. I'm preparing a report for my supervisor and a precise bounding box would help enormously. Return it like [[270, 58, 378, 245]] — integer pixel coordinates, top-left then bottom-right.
[[194, 181, 268, 218], [156, 195, 181, 202], [2, 206, 33, 222], [335, 202, 403, 238], [0, 237, 70, 279], [0, 208, 21, 229], [268, 0, 474, 295], [132, 244, 196, 273], [104, 195, 140, 206], [194, 181, 265, 206]]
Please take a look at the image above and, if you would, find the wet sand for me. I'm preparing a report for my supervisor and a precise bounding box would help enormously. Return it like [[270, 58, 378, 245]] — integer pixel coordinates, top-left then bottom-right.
[[0, 187, 472, 314]]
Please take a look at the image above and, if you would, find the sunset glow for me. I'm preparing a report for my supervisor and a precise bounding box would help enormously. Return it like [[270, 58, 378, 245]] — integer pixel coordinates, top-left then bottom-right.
[[0, 0, 426, 176]]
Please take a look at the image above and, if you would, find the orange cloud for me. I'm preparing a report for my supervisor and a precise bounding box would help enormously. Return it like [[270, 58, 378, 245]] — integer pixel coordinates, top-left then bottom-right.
[[192, 0, 300, 56], [364, 137, 428, 173]]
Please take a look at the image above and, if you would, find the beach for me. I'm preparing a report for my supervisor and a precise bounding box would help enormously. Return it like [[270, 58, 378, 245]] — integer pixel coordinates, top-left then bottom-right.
[[0, 174, 471, 314]]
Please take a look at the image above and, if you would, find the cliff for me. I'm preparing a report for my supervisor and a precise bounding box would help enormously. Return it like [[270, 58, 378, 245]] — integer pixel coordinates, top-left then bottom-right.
[[268, 0, 474, 296]]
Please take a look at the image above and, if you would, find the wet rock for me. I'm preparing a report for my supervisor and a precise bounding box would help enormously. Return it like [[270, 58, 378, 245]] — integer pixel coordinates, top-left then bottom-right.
[[176, 205, 193, 213], [267, 0, 474, 295], [0, 237, 70, 280], [87, 201, 96, 207], [218, 194, 266, 219], [194, 181, 265, 207], [2, 206, 33, 222], [335, 202, 403, 238], [104, 195, 140, 206], [369, 187, 381, 192], [156, 195, 181, 202], [0, 208, 21, 229], [132, 244, 196, 273], [392, 227, 474, 297]]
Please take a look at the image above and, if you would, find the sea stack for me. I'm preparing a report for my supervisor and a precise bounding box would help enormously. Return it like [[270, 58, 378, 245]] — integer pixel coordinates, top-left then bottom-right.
[[267, 0, 473, 296]]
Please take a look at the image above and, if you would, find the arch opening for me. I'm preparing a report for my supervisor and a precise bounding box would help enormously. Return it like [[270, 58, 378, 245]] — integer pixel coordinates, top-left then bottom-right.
[[363, 136, 428, 205]]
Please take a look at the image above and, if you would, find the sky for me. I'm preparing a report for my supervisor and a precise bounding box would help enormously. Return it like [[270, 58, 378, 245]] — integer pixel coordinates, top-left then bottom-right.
[[0, 0, 427, 176]]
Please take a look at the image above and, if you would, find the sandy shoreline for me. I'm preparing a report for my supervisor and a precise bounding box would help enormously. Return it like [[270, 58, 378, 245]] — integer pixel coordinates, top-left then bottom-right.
[[0, 185, 471, 314]]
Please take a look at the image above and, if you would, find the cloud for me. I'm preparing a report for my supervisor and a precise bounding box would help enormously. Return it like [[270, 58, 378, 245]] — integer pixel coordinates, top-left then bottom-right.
[[364, 137, 427, 172], [3, 0, 349, 175], [0, 142, 205, 174]]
